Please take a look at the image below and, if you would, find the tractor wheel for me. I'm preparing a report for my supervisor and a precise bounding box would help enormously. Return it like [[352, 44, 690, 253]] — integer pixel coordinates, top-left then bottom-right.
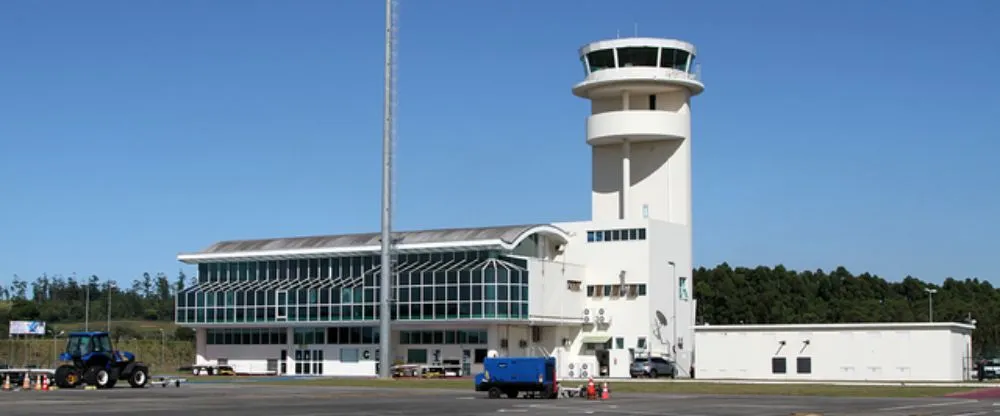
[[55, 365, 81, 388], [84, 366, 113, 389], [128, 366, 149, 388]]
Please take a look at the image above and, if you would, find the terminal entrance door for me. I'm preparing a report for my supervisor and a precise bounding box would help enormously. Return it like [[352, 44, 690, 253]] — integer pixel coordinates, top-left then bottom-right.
[[294, 349, 323, 375], [276, 290, 288, 320]]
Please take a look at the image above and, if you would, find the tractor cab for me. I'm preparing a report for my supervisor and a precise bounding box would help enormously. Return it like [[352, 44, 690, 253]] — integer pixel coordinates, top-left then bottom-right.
[[59, 332, 135, 367], [54, 331, 147, 389]]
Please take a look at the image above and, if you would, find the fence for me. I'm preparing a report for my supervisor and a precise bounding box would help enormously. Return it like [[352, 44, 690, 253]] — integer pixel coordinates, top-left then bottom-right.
[[0, 339, 194, 374]]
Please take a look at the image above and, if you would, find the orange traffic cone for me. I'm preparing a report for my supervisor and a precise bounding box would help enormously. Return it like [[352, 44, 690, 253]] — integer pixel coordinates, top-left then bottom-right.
[[586, 378, 596, 400], [601, 382, 610, 400], [21, 374, 30, 390], [41, 375, 49, 391], [33, 375, 40, 390], [2, 374, 10, 391]]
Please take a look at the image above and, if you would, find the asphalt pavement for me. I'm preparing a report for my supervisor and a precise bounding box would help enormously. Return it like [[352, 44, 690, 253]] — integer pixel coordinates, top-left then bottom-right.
[[0, 383, 997, 416]]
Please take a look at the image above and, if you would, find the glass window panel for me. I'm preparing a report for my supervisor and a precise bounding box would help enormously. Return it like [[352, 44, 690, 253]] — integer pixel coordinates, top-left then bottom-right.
[[511, 303, 520, 317], [434, 287, 445, 301], [471, 302, 482, 317], [497, 302, 508, 317], [422, 271, 433, 285], [459, 303, 470, 318], [485, 285, 496, 301]]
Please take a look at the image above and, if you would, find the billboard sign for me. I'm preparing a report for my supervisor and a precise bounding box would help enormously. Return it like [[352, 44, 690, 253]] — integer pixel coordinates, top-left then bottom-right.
[[9, 321, 46, 336]]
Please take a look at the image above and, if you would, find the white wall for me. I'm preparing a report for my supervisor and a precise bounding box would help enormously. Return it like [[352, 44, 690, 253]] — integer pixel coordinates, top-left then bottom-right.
[[647, 220, 693, 375], [694, 323, 976, 382], [525, 258, 586, 321], [589, 90, 691, 224]]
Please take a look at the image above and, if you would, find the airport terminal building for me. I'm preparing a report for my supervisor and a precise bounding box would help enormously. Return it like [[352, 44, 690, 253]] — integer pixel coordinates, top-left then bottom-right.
[[175, 36, 705, 378]]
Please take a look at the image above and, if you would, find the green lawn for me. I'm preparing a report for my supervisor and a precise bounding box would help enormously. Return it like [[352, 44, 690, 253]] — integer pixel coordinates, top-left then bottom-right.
[[50, 320, 178, 334], [253, 377, 983, 397]]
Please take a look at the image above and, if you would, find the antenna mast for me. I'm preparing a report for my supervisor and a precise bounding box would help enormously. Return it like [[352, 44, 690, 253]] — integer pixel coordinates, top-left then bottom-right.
[[378, 0, 398, 379]]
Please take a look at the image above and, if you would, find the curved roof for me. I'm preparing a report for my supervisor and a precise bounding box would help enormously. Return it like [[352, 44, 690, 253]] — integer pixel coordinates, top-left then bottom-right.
[[579, 37, 697, 57], [177, 224, 570, 263]]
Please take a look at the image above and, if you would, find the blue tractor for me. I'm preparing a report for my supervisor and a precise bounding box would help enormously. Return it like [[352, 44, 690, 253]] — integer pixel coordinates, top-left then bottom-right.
[[53, 331, 150, 389]]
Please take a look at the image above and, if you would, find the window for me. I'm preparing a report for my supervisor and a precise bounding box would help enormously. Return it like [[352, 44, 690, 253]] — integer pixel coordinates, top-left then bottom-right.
[[407, 348, 427, 364], [340, 348, 359, 363], [660, 48, 691, 71], [615, 337, 624, 349], [617, 47, 658, 67], [796, 357, 812, 374], [771, 357, 787, 374], [637, 337, 647, 349], [585, 228, 647, 243], [648, 95, 656, 110], [586, 49, 615, 72]]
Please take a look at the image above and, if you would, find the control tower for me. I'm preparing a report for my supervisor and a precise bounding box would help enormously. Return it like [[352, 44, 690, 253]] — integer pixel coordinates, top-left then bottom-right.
[[573, 37, 704, 225]]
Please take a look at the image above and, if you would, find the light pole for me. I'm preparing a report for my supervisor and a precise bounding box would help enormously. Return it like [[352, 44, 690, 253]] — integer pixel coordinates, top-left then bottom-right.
[[107, 281, 116, 332], [925, 288, 938, 322], [52, 330, 65, 366], [159, 328, 165, 371], [668, 261, 677, 358]]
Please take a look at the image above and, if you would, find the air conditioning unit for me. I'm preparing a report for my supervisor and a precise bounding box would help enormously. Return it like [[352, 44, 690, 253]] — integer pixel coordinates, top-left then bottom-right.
[[583, 315, 591, 324], [596, 315, 606, 324]]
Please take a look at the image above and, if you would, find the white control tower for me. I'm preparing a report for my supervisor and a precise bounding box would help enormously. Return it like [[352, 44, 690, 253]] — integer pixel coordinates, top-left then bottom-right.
[[572, 38, 704, 224]]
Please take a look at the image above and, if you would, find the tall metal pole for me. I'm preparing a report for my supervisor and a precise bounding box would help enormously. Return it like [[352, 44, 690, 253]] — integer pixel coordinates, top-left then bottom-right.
[[378, 0, 396, 379], [925, 288, 937, 322], [107, 281, 113, 332], [84, 276, 89, 331]]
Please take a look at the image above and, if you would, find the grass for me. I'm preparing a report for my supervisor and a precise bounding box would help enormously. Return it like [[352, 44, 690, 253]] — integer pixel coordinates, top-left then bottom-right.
[[252, 377, 984, 398], [50, 320, 179, 334]]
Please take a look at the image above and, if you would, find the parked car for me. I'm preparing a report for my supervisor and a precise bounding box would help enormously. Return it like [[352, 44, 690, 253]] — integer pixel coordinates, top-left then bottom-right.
[[630, 356, 676, 378]]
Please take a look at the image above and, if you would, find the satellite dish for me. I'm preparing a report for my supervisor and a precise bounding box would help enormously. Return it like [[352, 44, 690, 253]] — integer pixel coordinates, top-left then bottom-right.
[[655, 310, 668, 326]]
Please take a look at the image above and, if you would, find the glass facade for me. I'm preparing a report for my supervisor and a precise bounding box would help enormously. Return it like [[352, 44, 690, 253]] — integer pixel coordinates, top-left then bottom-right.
[[176, 250, 531, 324], [583, 47, 696, 75]]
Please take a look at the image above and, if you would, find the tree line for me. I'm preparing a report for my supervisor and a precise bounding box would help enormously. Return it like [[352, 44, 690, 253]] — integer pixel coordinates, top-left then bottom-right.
[[2, 264, 997, 356], [693, 263, 996, 356], [0, 271, 193, 340]]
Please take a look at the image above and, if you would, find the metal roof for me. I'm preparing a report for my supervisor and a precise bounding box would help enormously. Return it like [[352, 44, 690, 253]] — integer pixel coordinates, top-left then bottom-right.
[[177, 224, 570, 263]]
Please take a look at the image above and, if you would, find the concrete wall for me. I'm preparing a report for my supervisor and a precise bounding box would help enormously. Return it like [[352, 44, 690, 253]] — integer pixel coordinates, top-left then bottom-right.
[[694, 323, 976, 382]]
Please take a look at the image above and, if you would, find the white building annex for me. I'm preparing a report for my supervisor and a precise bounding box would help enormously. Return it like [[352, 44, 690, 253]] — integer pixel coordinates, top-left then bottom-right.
[[694, 322, 976, 382], [173, 36, 705, 379]]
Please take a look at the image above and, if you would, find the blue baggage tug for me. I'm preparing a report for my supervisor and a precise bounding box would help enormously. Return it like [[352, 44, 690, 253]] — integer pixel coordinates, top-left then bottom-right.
[[474, 357, 559, 399]]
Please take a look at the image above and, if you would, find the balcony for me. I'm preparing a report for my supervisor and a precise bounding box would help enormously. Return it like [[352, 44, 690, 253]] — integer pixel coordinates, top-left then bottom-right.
[[586, 110, 689, 146]]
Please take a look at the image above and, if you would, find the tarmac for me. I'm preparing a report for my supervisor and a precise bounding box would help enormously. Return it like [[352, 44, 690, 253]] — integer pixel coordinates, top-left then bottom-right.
[[0, 383, 998, 416]]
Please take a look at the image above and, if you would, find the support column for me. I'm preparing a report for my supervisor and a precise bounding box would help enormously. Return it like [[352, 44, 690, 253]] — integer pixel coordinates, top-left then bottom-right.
[[195, 328, 207, 365], [622, 139, 631, 220]]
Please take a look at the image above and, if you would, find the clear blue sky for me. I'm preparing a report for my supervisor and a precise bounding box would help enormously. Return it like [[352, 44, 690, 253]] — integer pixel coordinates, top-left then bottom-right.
[[1, 0, 997, 287]]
